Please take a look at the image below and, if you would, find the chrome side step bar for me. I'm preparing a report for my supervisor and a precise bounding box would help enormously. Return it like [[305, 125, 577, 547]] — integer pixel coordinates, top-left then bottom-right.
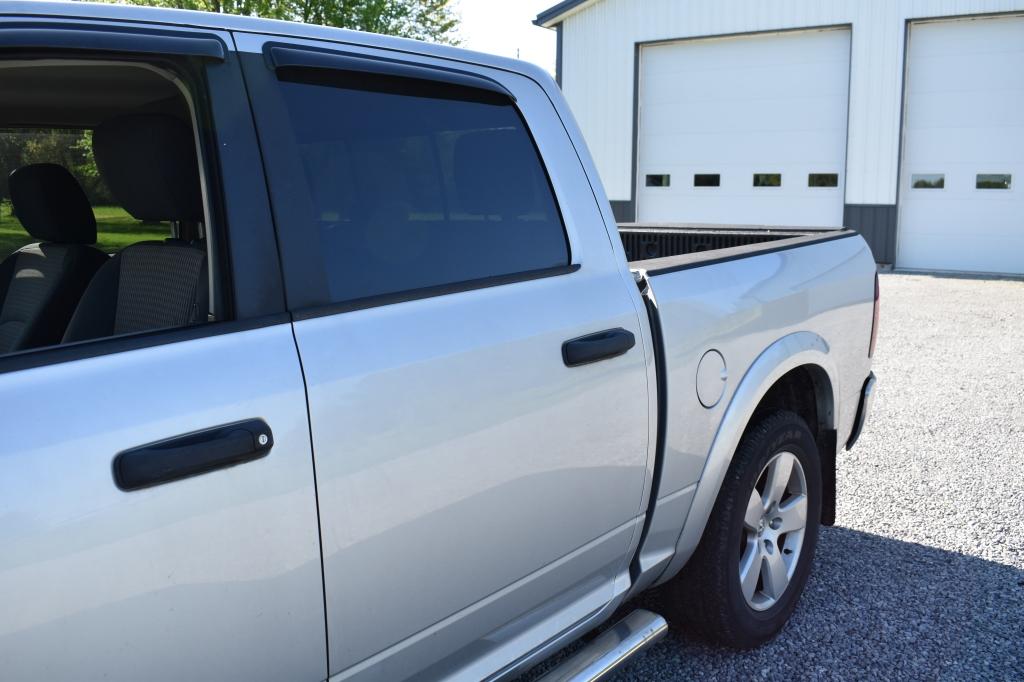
[[536, 610, 668, 682]]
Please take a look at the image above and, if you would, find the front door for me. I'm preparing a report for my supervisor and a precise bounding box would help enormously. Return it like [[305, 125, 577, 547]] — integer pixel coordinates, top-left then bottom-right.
[[0, 22, 325, 681]]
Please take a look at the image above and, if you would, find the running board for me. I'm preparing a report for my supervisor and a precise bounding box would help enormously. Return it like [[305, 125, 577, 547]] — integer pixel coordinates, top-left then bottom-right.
[[536, 610, 667, 682]]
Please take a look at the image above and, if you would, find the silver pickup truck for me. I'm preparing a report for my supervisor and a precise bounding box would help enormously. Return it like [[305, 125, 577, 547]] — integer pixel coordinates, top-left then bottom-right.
[[0, 3, 877, 680]]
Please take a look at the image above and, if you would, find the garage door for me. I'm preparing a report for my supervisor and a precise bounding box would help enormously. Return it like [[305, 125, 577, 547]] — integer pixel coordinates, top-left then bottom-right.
[[898, 16, 1024, 275], [636, 28, 850, 227]]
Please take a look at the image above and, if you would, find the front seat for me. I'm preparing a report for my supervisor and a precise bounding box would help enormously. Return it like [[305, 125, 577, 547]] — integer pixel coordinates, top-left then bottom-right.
[[63, 114, 208, 343], [0, 164, 108, 353]]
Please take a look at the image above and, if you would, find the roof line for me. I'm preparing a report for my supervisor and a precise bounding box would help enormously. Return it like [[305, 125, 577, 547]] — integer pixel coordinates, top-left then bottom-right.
[[533, 0, 595, 28]]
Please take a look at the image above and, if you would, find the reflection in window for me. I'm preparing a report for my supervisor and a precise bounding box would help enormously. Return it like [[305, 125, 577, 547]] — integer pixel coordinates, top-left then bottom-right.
[[694, 173, 720, 187], [753, 173, 781, 187], [912, 174, 944, 189], [976, 174, 1011, 190], [808, 173, 838, 187], [646, 174, 670, 187]]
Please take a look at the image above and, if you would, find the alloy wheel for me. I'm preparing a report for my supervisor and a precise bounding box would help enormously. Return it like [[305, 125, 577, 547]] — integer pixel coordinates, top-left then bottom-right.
[[738, 451, 808, 611]]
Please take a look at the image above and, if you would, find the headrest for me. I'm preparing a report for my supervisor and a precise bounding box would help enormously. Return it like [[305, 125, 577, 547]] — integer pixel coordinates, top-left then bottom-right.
[[454, 129, 542, 218], [93, 114, 203, 223], [8, 164, 97, 244]]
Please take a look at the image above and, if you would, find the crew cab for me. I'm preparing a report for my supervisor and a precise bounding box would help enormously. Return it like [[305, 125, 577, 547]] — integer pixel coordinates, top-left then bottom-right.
[[0, 3, 877, 680]]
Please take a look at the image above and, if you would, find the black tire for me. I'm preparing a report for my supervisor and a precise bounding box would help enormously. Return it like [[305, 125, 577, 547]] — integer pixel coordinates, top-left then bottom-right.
[[661, 410, 822, 648]]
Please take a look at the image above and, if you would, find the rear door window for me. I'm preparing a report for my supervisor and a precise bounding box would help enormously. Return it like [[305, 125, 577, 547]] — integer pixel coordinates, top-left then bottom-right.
[[273, 69, 569, 304]]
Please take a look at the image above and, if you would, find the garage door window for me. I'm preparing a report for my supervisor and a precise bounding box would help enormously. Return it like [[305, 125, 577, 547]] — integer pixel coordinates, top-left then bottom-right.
[[808, 173, 838, 188], [976, 174, 1011, 190], [646, 174, 670, 187], [911, 174, 944, 189], [753, 173, 781, 187], [694, 174, 720, 187]]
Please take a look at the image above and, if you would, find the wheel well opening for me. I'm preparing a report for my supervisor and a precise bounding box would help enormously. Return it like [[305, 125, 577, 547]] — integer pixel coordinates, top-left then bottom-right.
[[749, 365, 833, 441], [746, 365, 838, 525]]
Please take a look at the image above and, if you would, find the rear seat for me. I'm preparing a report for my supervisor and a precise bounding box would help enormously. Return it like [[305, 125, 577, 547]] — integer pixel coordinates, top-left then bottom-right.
[[63, 114, 208, 342]]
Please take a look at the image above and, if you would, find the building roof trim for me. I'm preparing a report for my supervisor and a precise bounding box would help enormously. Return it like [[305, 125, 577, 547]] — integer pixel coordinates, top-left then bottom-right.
[[534, 0, 601, 28]]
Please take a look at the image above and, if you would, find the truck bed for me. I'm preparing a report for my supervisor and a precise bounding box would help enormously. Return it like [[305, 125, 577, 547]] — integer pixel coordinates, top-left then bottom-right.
[[620, 223, 854, 272]]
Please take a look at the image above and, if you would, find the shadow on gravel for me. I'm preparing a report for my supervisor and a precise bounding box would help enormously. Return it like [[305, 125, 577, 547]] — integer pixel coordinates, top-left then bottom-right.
[[518, 526, 1024, 680]]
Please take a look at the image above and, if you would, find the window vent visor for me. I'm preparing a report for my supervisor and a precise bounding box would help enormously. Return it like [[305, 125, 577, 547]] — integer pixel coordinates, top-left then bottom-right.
[[266, 44, 515, 102], [0, 24, 226, 60]]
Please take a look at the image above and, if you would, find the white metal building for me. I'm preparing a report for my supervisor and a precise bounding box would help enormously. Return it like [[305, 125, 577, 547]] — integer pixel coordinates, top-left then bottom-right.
[[536, 0, 1024, 275]]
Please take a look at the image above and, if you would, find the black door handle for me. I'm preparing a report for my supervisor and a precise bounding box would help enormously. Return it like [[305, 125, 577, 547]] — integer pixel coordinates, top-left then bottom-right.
[[562, 328, 636, 367], [113, 419, 274, 491]]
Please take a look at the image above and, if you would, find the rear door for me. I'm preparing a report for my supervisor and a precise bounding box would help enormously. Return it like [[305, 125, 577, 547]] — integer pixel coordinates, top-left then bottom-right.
[[236, 33, 652, 679], [0, 21, 325, 681]]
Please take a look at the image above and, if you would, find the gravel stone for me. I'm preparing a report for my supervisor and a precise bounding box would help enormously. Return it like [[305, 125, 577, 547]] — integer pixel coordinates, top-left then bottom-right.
[[520, 273, 1024, 681]]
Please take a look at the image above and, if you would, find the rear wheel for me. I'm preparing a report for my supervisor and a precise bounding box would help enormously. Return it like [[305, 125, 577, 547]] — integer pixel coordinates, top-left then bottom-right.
[[662, 410, 822, 648]]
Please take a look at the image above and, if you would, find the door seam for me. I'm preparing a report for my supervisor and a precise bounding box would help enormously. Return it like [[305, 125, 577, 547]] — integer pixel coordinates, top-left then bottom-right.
[[289, 317, 332, 678]]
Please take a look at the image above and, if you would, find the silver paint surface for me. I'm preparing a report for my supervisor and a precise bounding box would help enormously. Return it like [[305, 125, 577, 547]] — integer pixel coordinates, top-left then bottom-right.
[[0, 325, 327, 681]]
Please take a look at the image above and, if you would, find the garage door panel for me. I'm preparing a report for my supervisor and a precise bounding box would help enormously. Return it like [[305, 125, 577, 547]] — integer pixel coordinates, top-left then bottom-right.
[[644, 62, 850, 102], [643, 30, 847, 70], [899, 16, 1024, 275], [903, 193, 1020, 221], [639, 164, 844, 190], [907, 91, 1024, 130], [909, 52, 1024, 92], [638, 28, 850, 227], [912, 16, 1024, 54], [643, 98, 848, 135], [905, 133, 1024, 165], [899, 233, 1024, 274], [641, 191, 841, 227], [641, 131, 846, 167]]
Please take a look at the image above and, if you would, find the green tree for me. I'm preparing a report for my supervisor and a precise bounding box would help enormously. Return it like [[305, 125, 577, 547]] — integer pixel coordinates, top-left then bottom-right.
[[106, 0, 460, 44], [0, 129, 114, 207]]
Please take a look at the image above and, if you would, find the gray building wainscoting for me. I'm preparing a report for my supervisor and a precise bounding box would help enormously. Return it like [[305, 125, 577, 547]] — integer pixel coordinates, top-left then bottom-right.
[[610, 200, 636, 223], [843, 204, 897, 264]]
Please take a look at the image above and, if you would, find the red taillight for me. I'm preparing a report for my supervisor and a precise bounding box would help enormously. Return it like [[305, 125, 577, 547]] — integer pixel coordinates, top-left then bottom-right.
[[868, 272, 880, 358]]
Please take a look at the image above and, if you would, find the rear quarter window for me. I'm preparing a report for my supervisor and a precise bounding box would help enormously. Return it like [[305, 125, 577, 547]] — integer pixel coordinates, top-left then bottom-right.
[[275, 70, 569, 304]]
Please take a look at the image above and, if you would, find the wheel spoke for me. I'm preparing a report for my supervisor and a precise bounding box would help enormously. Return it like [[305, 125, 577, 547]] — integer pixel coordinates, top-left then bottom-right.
[[761, 548, 789, 599], [744, 489, 764, 530], [739, 542, 761, 603], [763, 453, 795, 508], [776, 494, 808, 533]]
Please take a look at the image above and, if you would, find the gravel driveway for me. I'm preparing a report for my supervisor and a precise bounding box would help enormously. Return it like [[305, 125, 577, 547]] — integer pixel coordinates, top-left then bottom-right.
[[526, 273, 1024, 680]]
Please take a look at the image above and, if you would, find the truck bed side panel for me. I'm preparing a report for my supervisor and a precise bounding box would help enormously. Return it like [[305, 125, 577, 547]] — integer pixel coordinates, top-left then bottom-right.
[[637, 234, 875, 582]]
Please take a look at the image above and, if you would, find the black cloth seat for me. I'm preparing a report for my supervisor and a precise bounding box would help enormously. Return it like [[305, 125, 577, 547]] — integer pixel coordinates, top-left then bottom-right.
[[0, 164, 107, 353], [63, 114, 208, 343]]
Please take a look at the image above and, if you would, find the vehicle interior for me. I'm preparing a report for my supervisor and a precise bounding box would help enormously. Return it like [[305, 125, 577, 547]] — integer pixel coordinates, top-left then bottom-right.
[[0, 60, 213, 356]]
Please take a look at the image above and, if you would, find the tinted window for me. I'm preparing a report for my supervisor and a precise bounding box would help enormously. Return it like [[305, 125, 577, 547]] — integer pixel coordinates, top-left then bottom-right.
[[912, 174, 944, 189], [646, 174, 670, 187], [276, 72, 569, 304], [976, 173, 1011, 190], [753, 173, 781, 187], [694, 174, 720, 187]]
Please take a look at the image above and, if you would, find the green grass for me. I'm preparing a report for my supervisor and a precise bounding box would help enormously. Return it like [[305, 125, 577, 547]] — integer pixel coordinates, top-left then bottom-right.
[[0, 203, 168, 256]]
